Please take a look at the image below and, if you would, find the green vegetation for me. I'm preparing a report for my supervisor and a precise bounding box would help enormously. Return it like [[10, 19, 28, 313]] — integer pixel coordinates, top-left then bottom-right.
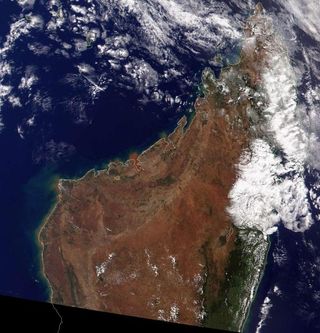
[[156, 175, 176, 186], [204, 229, 269, 332]]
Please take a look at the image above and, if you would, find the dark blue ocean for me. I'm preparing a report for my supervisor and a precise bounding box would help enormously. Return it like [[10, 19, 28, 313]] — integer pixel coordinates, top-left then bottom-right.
[[245, 222, 320, 333]]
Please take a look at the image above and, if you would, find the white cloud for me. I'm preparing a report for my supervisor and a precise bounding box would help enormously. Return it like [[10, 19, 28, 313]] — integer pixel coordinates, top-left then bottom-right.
[[0, 0, 248, 134], [256, 296, 273, 333], [125, 59, 159, 91], [0, 14, 44, 57], [16, 0, 36, 9], [26, 115, 35, 126], [277, 0, 320, 42], [17, 126, 24, 139], [0, 84, 12, 97], [19, 73, 38, 90], [28, 42, 51, 55], [0, 111, 4, 133], [70, 4, 87, 16], [228, 8, 320, 236], [95, 252, 115, 278], [105, 48, 129, 60], [262, 48, 311, 164], [100, 0, 243, 65], [0, 62, 11, 78], [77, 63, 95, 76], [8, 95, 22, 108], [227, 139, 313, 235]]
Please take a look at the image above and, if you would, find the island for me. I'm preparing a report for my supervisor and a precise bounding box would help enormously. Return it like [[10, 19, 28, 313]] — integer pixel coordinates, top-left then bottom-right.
[[39, 4, 271, 331]]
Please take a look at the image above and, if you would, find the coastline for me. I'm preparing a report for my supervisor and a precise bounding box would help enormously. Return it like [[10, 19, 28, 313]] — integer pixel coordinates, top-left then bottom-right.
[[35, 65, 206, 303], [35, 114, 192, 303], [241, 234, 271, 333], [203, 227, 270, 332], [36, 4, 271, 329], [35, 176, 60, 303]]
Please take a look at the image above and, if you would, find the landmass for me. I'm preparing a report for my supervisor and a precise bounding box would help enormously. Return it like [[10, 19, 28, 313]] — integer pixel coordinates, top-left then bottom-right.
[[39, 4, 271, 331]]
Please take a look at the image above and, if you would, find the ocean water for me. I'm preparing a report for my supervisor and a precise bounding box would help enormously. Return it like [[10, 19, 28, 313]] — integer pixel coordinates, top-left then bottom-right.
[[0, 50, 208, 302], [245, 219, 320, 332], [245, 170, 320, 332]]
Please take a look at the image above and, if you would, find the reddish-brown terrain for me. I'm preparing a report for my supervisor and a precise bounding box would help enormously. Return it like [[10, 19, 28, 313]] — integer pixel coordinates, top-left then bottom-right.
[[40, 4, 270, 328]]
